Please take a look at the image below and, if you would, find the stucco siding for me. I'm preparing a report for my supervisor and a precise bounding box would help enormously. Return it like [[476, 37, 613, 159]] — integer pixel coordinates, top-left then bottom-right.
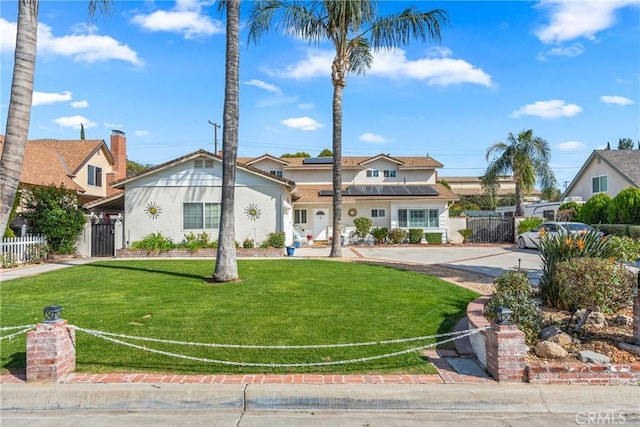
[[77, 150, 113, 198], [567, 158, 632, 201]]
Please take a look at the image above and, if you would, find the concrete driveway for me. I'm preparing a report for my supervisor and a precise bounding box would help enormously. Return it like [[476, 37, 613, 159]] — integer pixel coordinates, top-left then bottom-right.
[[294, 244, 543, 284]]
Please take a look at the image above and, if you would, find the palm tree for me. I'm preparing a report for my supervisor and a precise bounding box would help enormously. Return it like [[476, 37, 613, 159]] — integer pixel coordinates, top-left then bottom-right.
[[248, 0, 448, 257], [213, 0, 240, 282], [484, 129, 557, 217], [0, 0, 110, 238]]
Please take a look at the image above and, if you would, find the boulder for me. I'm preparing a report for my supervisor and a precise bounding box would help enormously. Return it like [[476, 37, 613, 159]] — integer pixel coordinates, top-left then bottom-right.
[[534, 341, 568, 359], [549, 332, 573, 347], [617, 342, 640, 356], [575, 310, 607, 328], [577, 350, 610, 364], [615, 315, 633, 326], [540, 325, 562, 341]]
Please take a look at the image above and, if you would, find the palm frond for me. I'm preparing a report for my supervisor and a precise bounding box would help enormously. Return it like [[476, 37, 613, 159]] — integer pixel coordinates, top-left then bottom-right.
[[369, 7, 448, 50]]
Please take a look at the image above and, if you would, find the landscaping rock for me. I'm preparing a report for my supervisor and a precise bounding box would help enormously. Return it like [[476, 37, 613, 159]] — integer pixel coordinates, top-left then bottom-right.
[[540, 325, 562, 341], [534, 341, 568, 359], [615, 315, 633, 326], [577, 350, 610, 364], [575, 310, 607, 328], [549, 332, 573, 347], [617, 342, 640, 356]]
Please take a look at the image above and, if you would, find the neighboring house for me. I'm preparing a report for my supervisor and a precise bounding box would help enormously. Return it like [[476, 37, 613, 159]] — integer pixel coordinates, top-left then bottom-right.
[[563, 149, 640, 202], [239, 153, 459, 243], [94, 150, 296, 247], [0, 130, 127, 206], [441, 175, 541, 201]]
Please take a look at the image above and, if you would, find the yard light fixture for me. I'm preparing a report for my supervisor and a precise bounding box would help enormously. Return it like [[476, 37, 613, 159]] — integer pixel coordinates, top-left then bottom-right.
[[495, 307, 513, 325], [43, 305, 63, 323]]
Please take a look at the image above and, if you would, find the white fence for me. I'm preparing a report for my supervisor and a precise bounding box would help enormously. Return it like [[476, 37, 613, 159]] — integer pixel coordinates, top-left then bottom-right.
[[1, 235, 47, 266]]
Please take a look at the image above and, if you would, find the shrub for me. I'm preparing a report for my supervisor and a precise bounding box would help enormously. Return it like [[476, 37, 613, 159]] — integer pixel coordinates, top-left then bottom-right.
[[607, 236, 640, 263], [631, 226, 640, 239], [608, 186, 640, 224], [457, 228, 473, 243], [556, 201, 581, 222], [579, 192, 612, 224], [517, 217, 543, 234], [242, 238, 254, 249], [486, 271, 542, 344], [425, 232, 443, 245], [131, 232, 175, 252], [387, 228, 406, 244], [537, 230, 618, 309], [370, 227, 388, 244], [599, 224, 631, 237], [555, 258, 634, 314], [408, 229, 423, 244], [353, 217, 373, 241], [260, 232, 285, 248]]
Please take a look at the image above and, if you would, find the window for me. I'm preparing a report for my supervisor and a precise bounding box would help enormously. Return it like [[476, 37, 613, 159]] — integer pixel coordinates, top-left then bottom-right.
[[592, 175, 608, 193], [294, 209, 307, 224], [371, 208, 386, 218], [270, 170, 283, 178], [383, 170, 396, 178], [87, 165, 102, 187], [543, 210, 555, 221], [366, 169, 379, 178], [194, 160, 214, 168], [183, 202, 220, 229], [397, 209, 439, 228]]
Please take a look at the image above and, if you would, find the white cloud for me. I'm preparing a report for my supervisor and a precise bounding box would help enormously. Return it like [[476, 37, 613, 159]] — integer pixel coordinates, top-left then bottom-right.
[[32, 91, 72, 106], [600, 95, 634, 105], [510, 99, 582, 119], [535, 0, 640, 44], [360, 132, 388, 144], [556, 141, 586, 151], [70, 100, 89, 108], [135, 130, 150, 137], [54, 115, 97, 129], [298, 102, 315, 110], [255, 95, 298, 108], [0, 18, 16, 52], [537, 43, 584, 61], [244, 79, 282, 95], [281, 116, 323, 131], [270, 47, 492, 87], [130, 0, 223, 39], [104, 122, 123, 129]]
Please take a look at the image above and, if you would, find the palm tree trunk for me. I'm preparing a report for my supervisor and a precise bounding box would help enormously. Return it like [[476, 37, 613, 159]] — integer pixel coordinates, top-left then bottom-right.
[[213, 0, 240, 282], [514, 181, 524, 217], [330, 82, 343, 258], [0, 0, 39, 238]]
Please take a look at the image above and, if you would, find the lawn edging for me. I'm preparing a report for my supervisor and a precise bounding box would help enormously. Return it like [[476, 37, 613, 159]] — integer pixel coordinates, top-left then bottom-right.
[[116, 248, 285, 258], [466, 296, 640, 385]]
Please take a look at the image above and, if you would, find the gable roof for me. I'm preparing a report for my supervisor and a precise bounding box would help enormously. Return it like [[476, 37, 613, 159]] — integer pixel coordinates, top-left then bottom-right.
[[243, 153, 290, 166], [238, 153, 443, 169], [564, 149, 640, 196], [113, 149, 296, 189]]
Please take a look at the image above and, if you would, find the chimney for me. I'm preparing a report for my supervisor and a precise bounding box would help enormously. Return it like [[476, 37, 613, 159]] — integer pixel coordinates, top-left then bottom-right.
[[110, 130, 127, 181]]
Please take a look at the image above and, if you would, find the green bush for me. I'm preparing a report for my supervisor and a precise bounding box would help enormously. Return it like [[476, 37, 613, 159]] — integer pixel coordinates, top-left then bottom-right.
[[517, 217, 543, 234], [607, 236, 640, 262], [260, 232, 285, 248], [370, 227, 388, 244], [631, 226, 640, 239], [598, 224, 631, 237], [457, 228, 473, 243], [537, 230, 618, 309], [555, 258, 634, 314], [608, 186, 640, 224], [353, 217, 373, 241], [387, 228, 406, 244], [425, 232, 443, 245], [408, 229, 423, 244], [485, 271, 542, 344], [21, 185, 87, 254], [131, 232, 175, 252], [556, 201, 582, 222], [242, 239, 254, 248], [579, 192, 612, 224]]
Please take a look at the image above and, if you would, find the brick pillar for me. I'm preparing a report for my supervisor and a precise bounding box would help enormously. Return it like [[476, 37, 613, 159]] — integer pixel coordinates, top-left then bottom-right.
[[485, 323, 527, 382], [26, 320, 76, 382]]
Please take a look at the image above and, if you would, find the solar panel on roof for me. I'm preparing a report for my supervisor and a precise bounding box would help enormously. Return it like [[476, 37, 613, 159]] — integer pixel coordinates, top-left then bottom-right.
[[302, 157, 334, 164], [317, 185, 440, 197]]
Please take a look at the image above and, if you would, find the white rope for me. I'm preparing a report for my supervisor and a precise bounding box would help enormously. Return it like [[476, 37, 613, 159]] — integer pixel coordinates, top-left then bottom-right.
[[0, 327, 33, 341], [74, 326, 484, 350], [0, 325, 34, 331], [77, 327, 487, 368]]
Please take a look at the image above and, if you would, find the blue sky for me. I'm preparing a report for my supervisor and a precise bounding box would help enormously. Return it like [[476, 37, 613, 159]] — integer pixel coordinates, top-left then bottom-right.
[[1, 0, 639, 188]]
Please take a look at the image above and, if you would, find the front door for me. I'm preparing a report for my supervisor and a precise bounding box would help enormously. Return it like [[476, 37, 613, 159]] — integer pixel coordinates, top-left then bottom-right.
[[313, 209, 329, 241]]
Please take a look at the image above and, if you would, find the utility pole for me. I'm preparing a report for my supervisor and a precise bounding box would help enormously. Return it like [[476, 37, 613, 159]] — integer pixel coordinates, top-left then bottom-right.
[[208, 121, 221, 154]]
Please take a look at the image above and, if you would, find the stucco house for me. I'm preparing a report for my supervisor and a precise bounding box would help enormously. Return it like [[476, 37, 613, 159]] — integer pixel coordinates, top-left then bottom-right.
[[563, 149, 640, 202], [106, 150, 296, 247], [239, 153, 459, 243]]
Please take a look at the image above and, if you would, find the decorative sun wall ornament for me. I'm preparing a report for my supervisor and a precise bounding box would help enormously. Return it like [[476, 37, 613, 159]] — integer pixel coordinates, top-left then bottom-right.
[[145, 201, 162, 219], [348, 208, 358, 217], [244, 203, 261, 220]]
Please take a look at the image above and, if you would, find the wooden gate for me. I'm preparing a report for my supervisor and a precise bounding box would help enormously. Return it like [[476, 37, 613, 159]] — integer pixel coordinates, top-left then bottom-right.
[[466, 217, 515, 243], [91, 218, 115, 257]]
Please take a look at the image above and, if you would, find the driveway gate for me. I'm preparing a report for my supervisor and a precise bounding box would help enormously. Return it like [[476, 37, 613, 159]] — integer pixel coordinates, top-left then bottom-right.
[[91, 218, 115, 257], [466, 217, 515, 243]]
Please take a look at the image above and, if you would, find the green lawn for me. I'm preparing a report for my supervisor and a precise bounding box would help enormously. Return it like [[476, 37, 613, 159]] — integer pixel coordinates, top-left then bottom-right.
[[0, 260, 479, 375]]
